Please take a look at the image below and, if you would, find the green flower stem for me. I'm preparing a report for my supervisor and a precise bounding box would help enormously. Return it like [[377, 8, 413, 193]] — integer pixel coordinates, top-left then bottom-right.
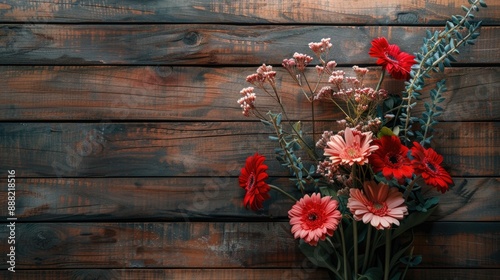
[[401, 246, 414, 280], [403, 175, 420, 200], [339, 221, 349, 280], [375, 68, 386, 92], [268, 184, 298, 203], [368, 229, 379, 269], [384, 230, 391, 280], [269, 83, 318, 162], [353, 220, 359, 280], [325, 237, 346, 280], [362, 225, 372, 273]]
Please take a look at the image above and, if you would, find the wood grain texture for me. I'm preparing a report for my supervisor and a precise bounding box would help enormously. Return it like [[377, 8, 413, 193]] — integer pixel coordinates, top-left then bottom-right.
[[0, 0, 498, 24], [0, 268, 498, 280], [0, 177, 497, 222], [0, 222, 497, 269], [1, 66, 498, 121], [0, 122, 498, 177], [0, 0, 498, 278], [0, 25, 498, 65], [0, 268, 330, 280]]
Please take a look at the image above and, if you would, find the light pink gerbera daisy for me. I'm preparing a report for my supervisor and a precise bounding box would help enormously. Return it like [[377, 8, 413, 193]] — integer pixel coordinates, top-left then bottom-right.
[[347, 181, 408, 230], [324, 127, 378, 166], [288, 193, 342, 246]]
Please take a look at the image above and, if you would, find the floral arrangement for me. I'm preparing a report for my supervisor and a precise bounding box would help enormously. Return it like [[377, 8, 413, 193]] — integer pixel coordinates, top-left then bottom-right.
[[236, 1, 487, 280]]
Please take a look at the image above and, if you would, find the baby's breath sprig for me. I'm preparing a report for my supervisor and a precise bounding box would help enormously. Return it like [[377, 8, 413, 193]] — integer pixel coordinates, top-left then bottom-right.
[[399, 0, 486, 143]]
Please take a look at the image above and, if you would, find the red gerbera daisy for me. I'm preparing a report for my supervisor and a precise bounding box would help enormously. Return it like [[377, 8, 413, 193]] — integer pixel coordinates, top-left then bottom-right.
[[411, 142, 453, 193], [239, 153, 271, 210], [288, 193, 342, 246], [369, 37, 415, 80], [369, 135, 414, 181]]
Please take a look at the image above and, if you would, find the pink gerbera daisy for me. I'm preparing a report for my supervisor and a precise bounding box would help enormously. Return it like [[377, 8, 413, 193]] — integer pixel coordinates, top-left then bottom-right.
[[288, 193, 342, 246], [324, 127, 378, 166], [347, 181, 408, 230]]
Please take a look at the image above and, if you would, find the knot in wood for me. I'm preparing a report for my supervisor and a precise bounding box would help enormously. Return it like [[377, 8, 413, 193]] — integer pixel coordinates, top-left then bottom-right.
[[397, 12, 418, 24], [182, 31, 201, 46], [30, 229, 61, 250]]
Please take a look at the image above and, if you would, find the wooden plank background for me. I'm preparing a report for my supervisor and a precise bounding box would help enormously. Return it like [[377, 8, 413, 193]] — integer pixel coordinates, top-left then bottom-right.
[[0, 1, 499, 279]]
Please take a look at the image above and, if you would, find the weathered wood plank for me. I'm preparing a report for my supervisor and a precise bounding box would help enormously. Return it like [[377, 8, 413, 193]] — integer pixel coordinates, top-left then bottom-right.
[[0, 122, 498, 177], [406, 269, 500, 280], [0, 0, 499, 24], [0, 25, 498, 65], [0, 177, 497, 222], [0, 268, 330, 280], [0, 66, 498, 121], [412, 222, 500, 269], [0, 222, 497, 269], [0, 268, 498, 280]]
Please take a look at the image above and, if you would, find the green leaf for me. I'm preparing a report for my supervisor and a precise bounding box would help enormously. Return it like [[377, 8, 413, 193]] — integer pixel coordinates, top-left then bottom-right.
[[426, 29, 432, 38], [293, 121, 302, 133], [319, 186, 338, 198], [260, 119, 271, 126], [400, 255, 422, 267], [358, 267, 384, 280], [438, 62, 445, 72], [390, 233, 415, 269], [298, 240, 338, 274], [391, 272, 403, 280], [275, 113, 282, 125], [424, 196, 440, 209], [392, 205, 438, 240]]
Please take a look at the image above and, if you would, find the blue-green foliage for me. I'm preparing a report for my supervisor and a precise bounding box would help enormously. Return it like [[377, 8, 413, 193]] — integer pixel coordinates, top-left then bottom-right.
[[264, 112, 316, 191], [399, 2, 484, 144]]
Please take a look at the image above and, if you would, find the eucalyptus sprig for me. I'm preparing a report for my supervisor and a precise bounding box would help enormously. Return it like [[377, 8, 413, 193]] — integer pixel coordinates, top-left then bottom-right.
[[399, 0, 486, 143], [265, 112, 316, 192], [415, 79, 447, 146]]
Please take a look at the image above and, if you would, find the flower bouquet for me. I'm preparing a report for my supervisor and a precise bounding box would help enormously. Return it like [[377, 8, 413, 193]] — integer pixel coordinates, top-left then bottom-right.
[[236, 1, 487, 279]]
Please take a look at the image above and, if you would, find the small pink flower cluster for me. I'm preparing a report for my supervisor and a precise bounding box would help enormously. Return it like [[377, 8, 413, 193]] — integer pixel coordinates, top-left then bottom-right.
[[282, 52, 314, 76], [308, 37, 333, 56], [246, 64, 276, 86], [237, 87, 256, 117], [316, 61, 337, 75]]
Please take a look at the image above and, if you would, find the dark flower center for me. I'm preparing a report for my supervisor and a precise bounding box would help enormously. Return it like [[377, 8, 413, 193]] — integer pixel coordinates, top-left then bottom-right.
[[308, 213, 318, 221], [369, 202, 388, 216], [385, 51, 398, 62], [389, 155, 399, 164], [385, 153, 402, 167], [426, 160, 437, 172], [246, 173, 256, 191]]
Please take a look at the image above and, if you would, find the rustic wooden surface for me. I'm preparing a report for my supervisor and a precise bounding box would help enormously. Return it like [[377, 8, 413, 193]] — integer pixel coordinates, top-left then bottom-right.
[[0, 0, 499, 279]]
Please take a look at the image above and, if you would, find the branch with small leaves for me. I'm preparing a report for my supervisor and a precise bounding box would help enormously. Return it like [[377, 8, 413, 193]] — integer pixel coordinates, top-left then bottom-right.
[[399, 0, 485, 143]]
